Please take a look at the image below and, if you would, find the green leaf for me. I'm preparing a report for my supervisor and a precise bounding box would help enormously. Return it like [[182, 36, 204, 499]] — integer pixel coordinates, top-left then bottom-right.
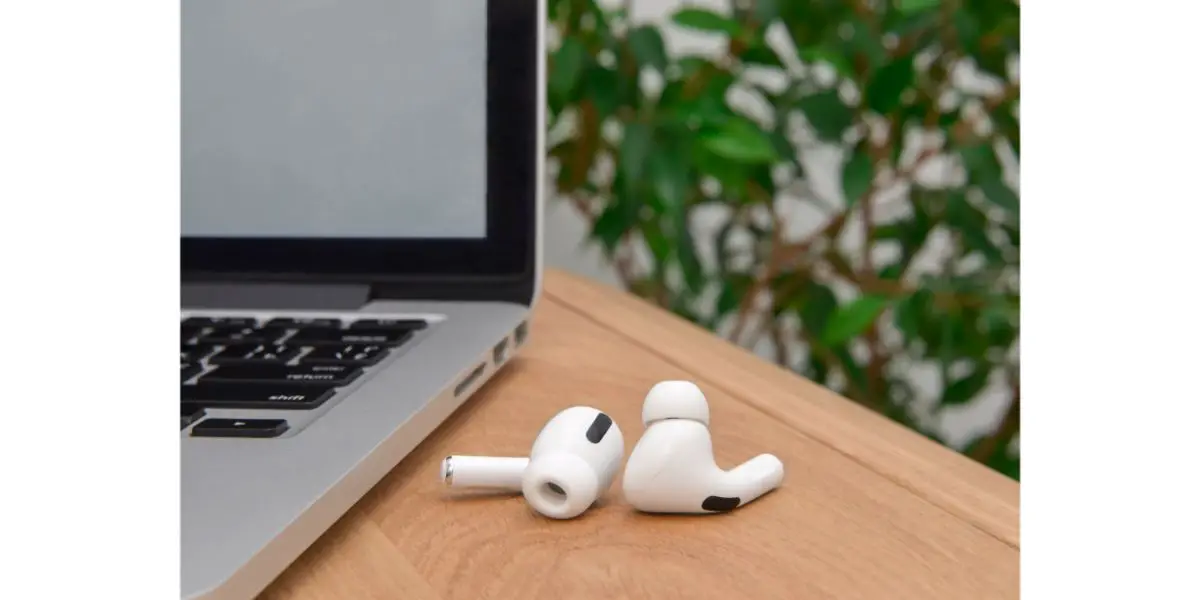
[[953, 11, 983, 51], [960, 143, 1018, 216], [741, 41, 784, 68], [821, 295, 890, 346], [677, 56, 713, 78], [877, 262, 904, 280], [676, 93, 735, 129], [864, 54, 916, 114], [841, 149, 874, 208], [778, 0, 844, 50], [993, 104, 1020, 158], [796, 90, 854, 142], [936, 307, 960, 371], [975, 47, 1010, 80], [942, 364, 992, 406], [982, 300, 1018, 347], [581, 65, 620, 118], [768, 130, 796, 166], [649, 147, 690, 208], [1000, 222, 1020, 249], [671, 8, 743, 36], [700, 119, 778, 164], [960, 143, 1003, 183], [963, 227, 1005, 265], [591, 203, 632, 253], [979, 180, 1020, 216], [642, 219, 673, 267], [893, 288, 933, 340], [628, 25, 668, 73], [693, 145, 750, 198], [619, 122, 653, 184], [944, 191, 996, 257], [896, 0, 941, 15], [675, 212, 705, 293], [670, 69, 736, 129], [752, 0, 781, 23], [885, 6, 941, 45], [549, 38, 587, 99], [797, 283, 839, 339]]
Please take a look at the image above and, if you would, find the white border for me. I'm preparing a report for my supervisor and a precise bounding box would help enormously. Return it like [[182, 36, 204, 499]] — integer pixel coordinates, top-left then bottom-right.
[[1024, 2, 1200, 599], [0, 0, 179, 597]]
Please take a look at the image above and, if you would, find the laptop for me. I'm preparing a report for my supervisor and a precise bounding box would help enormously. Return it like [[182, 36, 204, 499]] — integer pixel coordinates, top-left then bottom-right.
[[180, 0, 544, 597]]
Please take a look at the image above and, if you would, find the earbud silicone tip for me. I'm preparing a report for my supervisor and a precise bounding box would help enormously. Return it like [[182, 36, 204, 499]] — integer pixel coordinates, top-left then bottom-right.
[[642, 380, 710, 426], [521, 453, 600, 520]]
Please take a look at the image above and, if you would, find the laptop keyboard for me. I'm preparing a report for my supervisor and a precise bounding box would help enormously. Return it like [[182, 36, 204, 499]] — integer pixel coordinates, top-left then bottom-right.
[[181, 315, 427, 437]]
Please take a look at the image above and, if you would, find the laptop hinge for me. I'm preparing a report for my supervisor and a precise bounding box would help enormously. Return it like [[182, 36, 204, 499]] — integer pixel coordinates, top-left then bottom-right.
[[182, 282, 371, 311]]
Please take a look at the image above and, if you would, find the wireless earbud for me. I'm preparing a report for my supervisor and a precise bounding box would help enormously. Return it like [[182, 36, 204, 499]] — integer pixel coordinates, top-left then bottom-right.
[[622, 381, 784, 514], [441, 406, 625, 519]]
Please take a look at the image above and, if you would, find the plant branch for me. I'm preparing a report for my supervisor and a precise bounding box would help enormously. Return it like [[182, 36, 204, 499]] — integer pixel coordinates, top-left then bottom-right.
[[769, 318, 791, 369]]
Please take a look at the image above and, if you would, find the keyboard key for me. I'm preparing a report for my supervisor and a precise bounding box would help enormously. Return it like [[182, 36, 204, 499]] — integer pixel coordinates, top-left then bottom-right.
[[209, 344, 300, 365], [182, 384, 336, 410], [181, 344, 215, 363], [198, 364, 362, 387], [182, 361, 202, 382], [181, 403, 206, 429], [197, 326, 288, 345], [288, 327, 412, 346], [349, 318, 426, 331], [190, 418, 289, 439], [264, 317, 344, 329], [300, 344, 390, 366], [183, 317, 258, 328]]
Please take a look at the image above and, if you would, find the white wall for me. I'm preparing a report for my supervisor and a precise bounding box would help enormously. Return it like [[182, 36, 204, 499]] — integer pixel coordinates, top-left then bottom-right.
[[542, 0, 1015, 449]]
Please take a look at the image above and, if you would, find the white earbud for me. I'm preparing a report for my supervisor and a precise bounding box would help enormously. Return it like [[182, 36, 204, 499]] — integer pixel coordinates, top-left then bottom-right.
[[442, 406, 625, 519], [622, 381, 784, 514]]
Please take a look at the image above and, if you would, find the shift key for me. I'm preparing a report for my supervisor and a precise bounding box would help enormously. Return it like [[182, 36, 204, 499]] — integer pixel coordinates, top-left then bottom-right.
[[198, 364, 362, 387], [182, 384, 336, 410]]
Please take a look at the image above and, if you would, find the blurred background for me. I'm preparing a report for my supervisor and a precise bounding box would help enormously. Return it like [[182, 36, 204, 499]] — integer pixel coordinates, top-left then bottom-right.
[[542, 0, 1019, 478]]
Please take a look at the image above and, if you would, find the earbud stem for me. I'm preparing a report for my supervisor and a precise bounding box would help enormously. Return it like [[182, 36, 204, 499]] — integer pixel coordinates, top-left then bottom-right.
[[442, 455, 530, 490], [722, 453, 785, 506]]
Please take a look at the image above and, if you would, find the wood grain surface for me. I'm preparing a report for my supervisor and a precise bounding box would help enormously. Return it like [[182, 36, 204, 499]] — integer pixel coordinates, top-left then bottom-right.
[[261, 270, 1019, 600]]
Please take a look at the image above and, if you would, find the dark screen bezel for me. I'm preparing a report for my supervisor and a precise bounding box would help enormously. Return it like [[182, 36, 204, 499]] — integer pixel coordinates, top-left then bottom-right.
[[181, 0, 538, 282]]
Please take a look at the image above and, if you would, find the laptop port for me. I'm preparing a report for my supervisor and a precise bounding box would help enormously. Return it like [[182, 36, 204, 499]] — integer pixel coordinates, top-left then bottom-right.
[[514, 321, 529, 346], [454, 363, 486, 397], [493, 338, 510, 365]]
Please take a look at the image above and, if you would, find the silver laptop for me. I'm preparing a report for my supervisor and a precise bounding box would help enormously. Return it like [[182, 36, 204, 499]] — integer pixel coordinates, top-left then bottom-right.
[[181, 0, 544, 597]]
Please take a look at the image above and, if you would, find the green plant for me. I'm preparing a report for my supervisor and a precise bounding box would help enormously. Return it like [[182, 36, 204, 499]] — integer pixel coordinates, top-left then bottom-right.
[[546, 0, 1019, 479]]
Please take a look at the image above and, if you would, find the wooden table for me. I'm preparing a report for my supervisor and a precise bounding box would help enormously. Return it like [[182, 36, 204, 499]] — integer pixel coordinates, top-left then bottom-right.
[[262, 270, 1020, 600]]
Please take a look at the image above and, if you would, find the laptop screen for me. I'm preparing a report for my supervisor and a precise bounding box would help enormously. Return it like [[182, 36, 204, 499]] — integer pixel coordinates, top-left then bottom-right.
[[181, 0, 487, 240]]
